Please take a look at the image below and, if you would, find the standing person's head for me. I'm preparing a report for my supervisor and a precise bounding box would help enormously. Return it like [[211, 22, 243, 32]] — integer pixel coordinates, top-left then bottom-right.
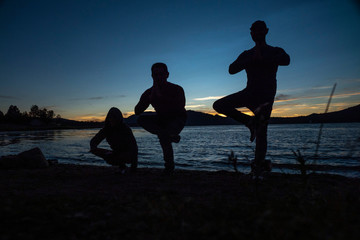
[[151, 62, 169, 86], [250, 20, 268, 44], [105, 107, 123, 128]]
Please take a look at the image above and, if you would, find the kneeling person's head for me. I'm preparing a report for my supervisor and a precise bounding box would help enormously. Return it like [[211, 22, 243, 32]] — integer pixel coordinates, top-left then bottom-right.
[[105, 107, 123, 127]]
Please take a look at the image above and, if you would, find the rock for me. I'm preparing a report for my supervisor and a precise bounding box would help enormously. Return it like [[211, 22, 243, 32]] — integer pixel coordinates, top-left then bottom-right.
[[0, 147, 49, 169], [0, 155, 21, 169]]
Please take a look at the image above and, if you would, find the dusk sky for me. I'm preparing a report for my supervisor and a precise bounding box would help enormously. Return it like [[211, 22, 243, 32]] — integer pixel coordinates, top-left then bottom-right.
[[1, 0, 359, 121]]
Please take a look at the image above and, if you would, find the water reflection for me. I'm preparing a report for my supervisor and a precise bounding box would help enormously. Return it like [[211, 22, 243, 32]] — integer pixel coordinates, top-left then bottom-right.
[[0, 124, 359, 177], [0, 137, 21, 146]]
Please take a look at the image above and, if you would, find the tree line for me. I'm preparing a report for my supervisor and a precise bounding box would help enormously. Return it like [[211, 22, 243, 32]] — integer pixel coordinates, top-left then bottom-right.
[[0, 105, 61, 124]]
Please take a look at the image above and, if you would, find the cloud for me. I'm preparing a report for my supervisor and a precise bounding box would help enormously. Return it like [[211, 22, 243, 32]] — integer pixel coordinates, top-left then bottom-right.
[[70, 113, 106, 122], [70, 95, 126, 101], [336, 78, 360, 84], [275, 94, 291, 101], [311, 85, 333, 90], [40, 105, 57, 109], [71, 109, 137, 121], [72, 116, 105, 122], [275, 91, 360, 103], [193, 87, 358, 104], [277, 84, 334, 94], [274, 95, 324, 103], [193, 96, 224, 101], [88, 97, 104, 100], [122, 111, 134, 118], [333, 92, 360, 99], [185, 104, 206, 108], [0, 95, 17, 99]]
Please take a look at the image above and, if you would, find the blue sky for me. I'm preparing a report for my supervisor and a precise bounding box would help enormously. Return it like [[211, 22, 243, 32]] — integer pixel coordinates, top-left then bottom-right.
[[1, 0, 359, 121]]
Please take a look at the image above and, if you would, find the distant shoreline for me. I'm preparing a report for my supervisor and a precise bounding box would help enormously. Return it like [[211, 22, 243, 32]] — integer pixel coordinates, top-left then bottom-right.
[[1, 121, 359, 132], [0, 123, 103, 132], [1, 104, 359, 131]]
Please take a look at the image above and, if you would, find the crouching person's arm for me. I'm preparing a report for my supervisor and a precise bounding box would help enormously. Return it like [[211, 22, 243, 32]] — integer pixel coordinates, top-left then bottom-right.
[[90, 128, 106, 152]]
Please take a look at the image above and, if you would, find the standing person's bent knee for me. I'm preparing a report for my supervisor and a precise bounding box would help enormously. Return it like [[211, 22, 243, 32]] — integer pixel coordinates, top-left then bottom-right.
[[213, 98, 226, 114], [137, 115, 147, 127]]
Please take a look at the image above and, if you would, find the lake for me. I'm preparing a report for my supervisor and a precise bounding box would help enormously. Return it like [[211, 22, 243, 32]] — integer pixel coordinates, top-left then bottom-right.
[[1, 123, 359, 177]]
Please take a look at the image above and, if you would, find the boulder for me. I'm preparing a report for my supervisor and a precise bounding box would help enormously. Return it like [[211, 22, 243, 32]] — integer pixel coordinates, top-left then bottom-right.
[[0, 147, 49, 169]]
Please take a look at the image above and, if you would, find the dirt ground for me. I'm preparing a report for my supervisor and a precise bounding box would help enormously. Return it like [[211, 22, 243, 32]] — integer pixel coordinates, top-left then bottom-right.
[[1, 164, 359, 239]]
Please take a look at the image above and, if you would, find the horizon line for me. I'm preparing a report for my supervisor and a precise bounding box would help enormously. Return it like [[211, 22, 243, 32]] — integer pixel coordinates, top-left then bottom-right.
[[67, 104, 359, 122]]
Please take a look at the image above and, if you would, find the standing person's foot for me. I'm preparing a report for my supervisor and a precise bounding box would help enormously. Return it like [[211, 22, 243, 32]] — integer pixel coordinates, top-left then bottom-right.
[[115, 167, 127, 175], [263, 160, 272, 172], [250, 160, 272, 179], [250, 160, 272, 172], [130, 167, 137, 174], [162, 168, 174, 176], [115, 164, 128, 175]]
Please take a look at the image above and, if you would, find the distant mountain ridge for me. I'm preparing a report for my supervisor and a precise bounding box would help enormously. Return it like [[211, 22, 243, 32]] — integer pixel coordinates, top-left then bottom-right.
[[124, 110, 239, 126], [123, 104, 360, 126], [8, 104, 356, 131], [0, 104, 360, 131], [269, 104, 360, 124]]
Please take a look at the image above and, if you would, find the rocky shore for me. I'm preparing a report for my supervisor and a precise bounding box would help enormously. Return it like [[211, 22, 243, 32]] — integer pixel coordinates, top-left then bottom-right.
[[1, 163, 359, 239]]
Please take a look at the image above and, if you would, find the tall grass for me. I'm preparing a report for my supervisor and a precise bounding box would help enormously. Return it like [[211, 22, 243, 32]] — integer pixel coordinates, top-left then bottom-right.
[[314, 83, 337, 157], [293, 83, 337, 178]]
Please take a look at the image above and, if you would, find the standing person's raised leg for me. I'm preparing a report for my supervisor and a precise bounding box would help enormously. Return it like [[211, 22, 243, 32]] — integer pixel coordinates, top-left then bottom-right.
[[213, 90, 256, 141], [137, 114, 163, 135]]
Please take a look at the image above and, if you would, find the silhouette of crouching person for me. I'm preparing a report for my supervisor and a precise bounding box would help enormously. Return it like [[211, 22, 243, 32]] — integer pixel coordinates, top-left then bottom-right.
[[135, 63, 186, 173], [90, 107, 138, 173]]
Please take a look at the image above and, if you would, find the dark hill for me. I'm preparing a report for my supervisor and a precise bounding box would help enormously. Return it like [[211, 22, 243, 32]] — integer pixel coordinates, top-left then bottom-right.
[[269, 104, 360, 124], [122, 104, 360, 127], [181, 110, 239, 126], [123, 111, 238, 127]]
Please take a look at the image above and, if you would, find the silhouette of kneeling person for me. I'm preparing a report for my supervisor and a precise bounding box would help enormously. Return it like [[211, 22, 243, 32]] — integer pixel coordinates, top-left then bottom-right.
[[135, 63, 186, 174], [213, 20, 290, 176], [90, 107, 138, 173]]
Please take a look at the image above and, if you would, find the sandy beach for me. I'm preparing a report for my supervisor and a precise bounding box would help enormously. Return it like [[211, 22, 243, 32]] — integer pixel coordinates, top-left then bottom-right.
[[1, 164, 359, 239]]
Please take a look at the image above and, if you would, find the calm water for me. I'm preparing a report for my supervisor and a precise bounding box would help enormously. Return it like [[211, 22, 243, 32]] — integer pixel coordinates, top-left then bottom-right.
[[1, 123, 359, 177]]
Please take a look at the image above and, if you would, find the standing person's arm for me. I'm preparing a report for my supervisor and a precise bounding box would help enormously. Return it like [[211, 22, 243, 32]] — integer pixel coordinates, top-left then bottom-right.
[[135, 89, 151, 115], [166, 85, 186, 114], [176, 86, 186, 110], [273, 47, 290, 66], [229, 51, 251, 74]]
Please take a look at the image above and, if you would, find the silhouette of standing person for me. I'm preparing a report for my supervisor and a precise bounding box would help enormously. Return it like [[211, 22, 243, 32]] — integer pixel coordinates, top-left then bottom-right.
[[90, 107, 138, 174], [213, 20, 290, 177], [135, 63, 186, 174]]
